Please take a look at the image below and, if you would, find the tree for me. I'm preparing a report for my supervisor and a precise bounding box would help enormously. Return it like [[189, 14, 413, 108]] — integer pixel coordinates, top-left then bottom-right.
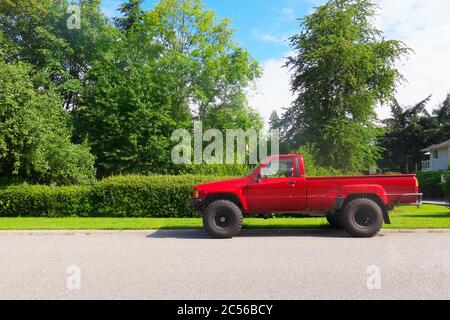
[[0, 0, 108, 110], [433, 93, 450, 142], [269, 111, 281, 133], [74, 0, 263, 176], [144, 0, 262, 131], [1, 0, 264, 178], [73, 27, 189, 176], [378, 94, 450, 173], [0, 57, 96, 185], [114, 0, 145, 30], [282, 0, 410, 171]]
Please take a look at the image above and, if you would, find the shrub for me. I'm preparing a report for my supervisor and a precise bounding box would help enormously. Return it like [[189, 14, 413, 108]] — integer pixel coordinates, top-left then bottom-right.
[[0, 184, 92, 217], [183, 163, 250, 177], [0, 175, 233, 218], [92, 175, 233, 218], [416, 171, 446, 199]]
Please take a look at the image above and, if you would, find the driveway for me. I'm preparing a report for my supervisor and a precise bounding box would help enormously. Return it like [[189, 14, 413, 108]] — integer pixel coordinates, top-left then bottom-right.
[[0, 229, 449, 300]]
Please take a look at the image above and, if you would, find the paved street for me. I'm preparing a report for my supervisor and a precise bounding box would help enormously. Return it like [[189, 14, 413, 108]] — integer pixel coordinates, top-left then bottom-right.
[[0, 229, 449, 300]]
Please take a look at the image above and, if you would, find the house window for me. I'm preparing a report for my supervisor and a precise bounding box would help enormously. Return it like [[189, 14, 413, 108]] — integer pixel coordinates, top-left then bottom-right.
[[433, 150, 439, 159]]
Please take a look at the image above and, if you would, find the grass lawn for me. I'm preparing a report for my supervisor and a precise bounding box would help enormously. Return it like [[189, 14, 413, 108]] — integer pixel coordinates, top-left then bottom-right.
[[0, 205, 448, 230]]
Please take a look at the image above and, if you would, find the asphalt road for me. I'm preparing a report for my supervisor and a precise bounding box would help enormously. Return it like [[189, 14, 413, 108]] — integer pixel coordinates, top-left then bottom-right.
[[0, 229, 449, 300]]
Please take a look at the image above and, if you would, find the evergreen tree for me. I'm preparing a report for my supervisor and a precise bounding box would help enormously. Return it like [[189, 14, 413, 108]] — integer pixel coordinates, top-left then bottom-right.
[[114, 0, 144, 30]]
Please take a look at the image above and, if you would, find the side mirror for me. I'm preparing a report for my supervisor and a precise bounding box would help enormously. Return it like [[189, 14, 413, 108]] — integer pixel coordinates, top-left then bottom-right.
[[256, 172, 262, 183]]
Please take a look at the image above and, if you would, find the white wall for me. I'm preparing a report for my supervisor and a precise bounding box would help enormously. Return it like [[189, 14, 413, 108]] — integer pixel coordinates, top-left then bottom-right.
[[431, 147, 450, 170]]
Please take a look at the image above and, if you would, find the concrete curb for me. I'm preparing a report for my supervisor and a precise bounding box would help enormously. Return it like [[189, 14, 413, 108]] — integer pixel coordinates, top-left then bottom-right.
[[1, 228, 450, 236]]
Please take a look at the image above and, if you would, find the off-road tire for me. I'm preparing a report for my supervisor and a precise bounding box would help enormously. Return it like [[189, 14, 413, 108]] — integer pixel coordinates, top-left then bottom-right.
[[203, 200, 243, 239], [341, 198, 383, 238]]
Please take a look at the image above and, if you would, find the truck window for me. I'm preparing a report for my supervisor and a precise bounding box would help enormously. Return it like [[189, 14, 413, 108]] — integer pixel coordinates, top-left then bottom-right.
[[260, 158, 294, 179], [294, 156, 301, 177]]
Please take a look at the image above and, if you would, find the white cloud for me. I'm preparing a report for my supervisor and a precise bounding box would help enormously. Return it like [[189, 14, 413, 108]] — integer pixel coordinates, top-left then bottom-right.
[[251, 29, 289, 45], [248, 57, 294, 128], [375, 0, 450, 118]]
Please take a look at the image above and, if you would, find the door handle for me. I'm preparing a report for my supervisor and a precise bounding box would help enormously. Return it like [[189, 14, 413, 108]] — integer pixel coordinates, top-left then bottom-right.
[[288, 181, 296, 185]]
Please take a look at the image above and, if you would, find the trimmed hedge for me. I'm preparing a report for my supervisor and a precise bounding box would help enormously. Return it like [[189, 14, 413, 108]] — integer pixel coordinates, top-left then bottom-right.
[[0, 175, 232, 218], [0, 185, 93, 217], [416, 171, 447, 199]]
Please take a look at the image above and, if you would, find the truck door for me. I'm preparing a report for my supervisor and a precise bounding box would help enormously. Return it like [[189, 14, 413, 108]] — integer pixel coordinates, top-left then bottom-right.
[[245, 156, 307, 213]]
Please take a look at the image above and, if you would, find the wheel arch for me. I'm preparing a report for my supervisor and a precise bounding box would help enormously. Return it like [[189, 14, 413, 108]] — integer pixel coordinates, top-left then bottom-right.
[[205, 193, 244, 211]]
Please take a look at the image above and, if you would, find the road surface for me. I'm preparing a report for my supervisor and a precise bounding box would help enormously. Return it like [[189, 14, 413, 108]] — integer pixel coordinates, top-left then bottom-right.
[[0, 229, 449, 300]]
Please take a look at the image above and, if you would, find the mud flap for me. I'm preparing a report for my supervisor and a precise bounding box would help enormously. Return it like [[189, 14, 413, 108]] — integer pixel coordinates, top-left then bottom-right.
[[383, 209, 391, 225]]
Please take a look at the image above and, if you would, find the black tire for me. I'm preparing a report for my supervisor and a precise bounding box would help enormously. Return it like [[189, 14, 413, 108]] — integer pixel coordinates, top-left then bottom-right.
[[340, 198, 383, 238], [203, 200, 243, 239], [326, 214, 344, 229]]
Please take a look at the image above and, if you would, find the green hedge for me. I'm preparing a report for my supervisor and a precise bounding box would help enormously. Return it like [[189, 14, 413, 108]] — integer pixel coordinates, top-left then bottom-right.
[[416, 171, 447, 199], [0, 185, 93, 217], [443, 171, 450, 205], [0, 175, 232, 218]]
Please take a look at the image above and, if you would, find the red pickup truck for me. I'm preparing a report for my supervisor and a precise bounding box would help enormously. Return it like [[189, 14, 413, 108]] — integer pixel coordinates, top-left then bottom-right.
[[192, 154, 422, 238]]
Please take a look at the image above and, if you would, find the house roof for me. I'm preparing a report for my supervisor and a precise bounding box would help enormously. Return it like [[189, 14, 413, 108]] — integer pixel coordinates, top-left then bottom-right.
[[421, 139, 450, 152]]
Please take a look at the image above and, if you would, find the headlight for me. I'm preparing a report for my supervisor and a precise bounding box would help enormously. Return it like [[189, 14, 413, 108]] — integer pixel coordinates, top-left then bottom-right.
[[193, 189, 200, 198]]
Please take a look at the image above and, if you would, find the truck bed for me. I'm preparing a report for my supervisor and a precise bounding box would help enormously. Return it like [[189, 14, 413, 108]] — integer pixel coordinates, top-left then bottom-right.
[[306, 174, 416, 180], [305, 174, 418, 210]]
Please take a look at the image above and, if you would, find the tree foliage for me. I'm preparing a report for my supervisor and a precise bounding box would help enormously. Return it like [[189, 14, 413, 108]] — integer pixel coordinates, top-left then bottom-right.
[[0, 0, 262, 180], [74, 27, 191, 176], [114, 0, 145, 30], [0, 0, 107, 110], [144, 0, 262, 129], [0, 57, 96, 185], [378, 95, 450, 173]]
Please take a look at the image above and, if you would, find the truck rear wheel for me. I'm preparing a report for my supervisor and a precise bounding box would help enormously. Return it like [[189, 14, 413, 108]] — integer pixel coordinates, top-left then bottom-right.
[[341, 198, 383, 238], [203, 200, 243, 239], [326, 214, 344, 229]]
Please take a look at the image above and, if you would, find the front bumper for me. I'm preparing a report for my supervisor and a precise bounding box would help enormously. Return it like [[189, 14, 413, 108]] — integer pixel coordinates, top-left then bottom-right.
[[191, 198, 205, 211]]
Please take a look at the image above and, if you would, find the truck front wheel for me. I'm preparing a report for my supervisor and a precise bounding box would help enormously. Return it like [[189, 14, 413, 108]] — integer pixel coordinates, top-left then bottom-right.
[[341, 198, 383, 238], [203, 200, 243, 239]]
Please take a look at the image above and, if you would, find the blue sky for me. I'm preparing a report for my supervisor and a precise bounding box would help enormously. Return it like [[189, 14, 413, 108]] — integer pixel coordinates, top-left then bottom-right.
[[101, 1, 450, 126], [101, 0, 317, 61]]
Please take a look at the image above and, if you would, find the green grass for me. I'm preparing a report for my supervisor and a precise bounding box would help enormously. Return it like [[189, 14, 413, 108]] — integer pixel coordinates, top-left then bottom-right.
[[386, 204, 450, 229], [0, 205, 448, 230]]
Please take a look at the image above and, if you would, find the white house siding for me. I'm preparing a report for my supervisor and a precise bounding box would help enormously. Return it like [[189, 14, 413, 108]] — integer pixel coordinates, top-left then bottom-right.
[[432, 147, 450, 171]]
